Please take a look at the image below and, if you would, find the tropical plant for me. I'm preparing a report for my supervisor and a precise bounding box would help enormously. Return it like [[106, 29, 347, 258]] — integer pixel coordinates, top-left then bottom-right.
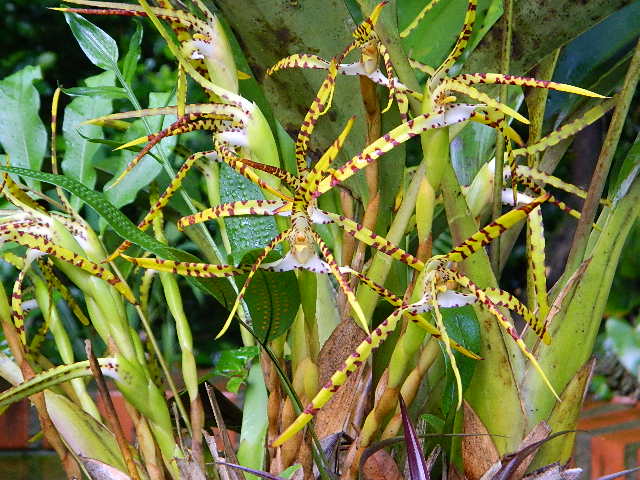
[[0, 0, 638, 479]]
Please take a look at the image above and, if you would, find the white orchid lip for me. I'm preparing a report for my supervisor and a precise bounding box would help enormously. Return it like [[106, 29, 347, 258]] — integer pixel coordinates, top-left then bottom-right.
[[501, 189, 535, 207], [218, 129, 249, 147], [409, 290, 475, 314], [261, 251, 330, 274]]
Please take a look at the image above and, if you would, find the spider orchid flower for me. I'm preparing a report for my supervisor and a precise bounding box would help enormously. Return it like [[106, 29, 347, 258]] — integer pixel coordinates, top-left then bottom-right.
[[267, 53, 420, 120], [407, 0, 606, 125], [56, 0, 240, 94], [60, 0, 280, 187], [182, 12, 238, 94], [0, 176, 136, 315], [271, 195, 557, 447]]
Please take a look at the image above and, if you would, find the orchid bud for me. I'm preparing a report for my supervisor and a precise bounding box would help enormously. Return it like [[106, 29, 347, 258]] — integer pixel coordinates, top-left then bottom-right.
[[465, 160, 494, 219], [184, 15, 238, 94]]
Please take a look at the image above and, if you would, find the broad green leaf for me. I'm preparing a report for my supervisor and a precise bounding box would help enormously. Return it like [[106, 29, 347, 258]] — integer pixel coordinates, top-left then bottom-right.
[[236, 249, 301, 343], [122, 22, 143, 83], [604, 317, 640, 375], [439, 305, 481, 417], [544, 2, 640, 128], [62, 86, 128, 99], [62, 70, 116, 210], [0, 165, 238, 309], [465, 0, 631, 76], [451, 89, 522, 186], [218, 164, 300, 341], [105, 91, 177, 208], [215, 0, 366, 184], [65, 12, 119, 71], [398, 0, 502, 71], [372, 106, 405, 230], [0, 65, 46, 187], [219, 164, 281, 264], [451, 122, 495, 186], [226, 376, 244, 393], [213, 346, 260, 377], [213, 346, 260, 392]]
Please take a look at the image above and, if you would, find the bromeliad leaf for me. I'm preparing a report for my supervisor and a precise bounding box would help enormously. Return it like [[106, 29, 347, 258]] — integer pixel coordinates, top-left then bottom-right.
[[65, 12, 119, 71]]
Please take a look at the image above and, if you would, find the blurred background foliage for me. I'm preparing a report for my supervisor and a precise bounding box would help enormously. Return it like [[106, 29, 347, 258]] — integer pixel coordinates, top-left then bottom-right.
[[0, 0, 639, 399]]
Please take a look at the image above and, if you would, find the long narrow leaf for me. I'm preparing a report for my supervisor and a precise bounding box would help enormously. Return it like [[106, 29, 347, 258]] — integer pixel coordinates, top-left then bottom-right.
[[65, 12, 119, 71]]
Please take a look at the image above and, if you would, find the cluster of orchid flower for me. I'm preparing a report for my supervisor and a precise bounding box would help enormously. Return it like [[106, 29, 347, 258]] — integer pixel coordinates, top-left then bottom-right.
[[1, 0, 608, 456]]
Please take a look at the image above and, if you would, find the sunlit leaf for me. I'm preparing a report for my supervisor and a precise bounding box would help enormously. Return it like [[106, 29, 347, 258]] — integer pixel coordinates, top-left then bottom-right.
[[65, 12, 119, 71], [62, 70, 116, 210], [0, 65, 46, 188]]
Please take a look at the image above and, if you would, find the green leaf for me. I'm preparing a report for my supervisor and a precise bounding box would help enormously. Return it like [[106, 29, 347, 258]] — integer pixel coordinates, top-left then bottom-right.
[[451, 122, 496, 186], [439, 305, 481, 417], [465, 0, 632, 77], [236, 249, 301, 343], [419, 413, 445, 433], [279, 465, 302, 479], [105, 91, 176, 208], [0, 358, 114, 407], [62, 86, 128, 99], [45, 391, 126, 473], [213, 346, 260, 377], [122, 22, 143, 83], [236, 362, 268, 480], [399, 0, 502, 71], [605, 317, 640, 376], [215, 0, 366, 181], [0, 65, 47, 188], [62, 71, 116, 210], [65, 12, 119, 71], [0, 165, 238, 309], [544, 2, 640, 128], [226, 376, 244, 393], [219, 164, 281, 264]]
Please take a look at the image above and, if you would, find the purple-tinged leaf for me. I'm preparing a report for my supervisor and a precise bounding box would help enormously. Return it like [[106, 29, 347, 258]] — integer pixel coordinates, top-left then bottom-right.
[[399, 395, 430, 480], [493, 431, 575, 480]]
